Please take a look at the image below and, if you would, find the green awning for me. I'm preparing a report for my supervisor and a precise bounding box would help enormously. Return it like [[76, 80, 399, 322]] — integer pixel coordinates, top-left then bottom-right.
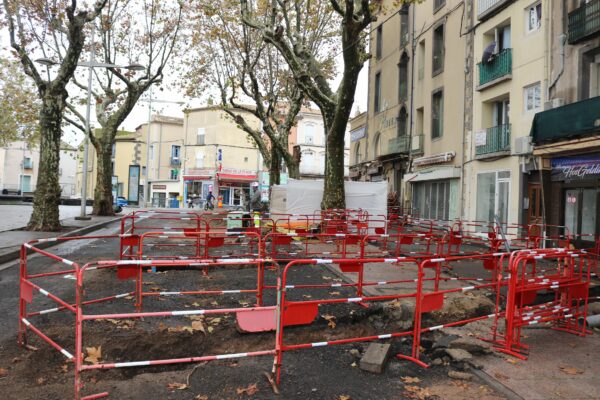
[[530, 95, 600, 144]]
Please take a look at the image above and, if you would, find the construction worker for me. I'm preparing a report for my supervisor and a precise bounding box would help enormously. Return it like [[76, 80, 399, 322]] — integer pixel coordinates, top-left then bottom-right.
[[249, 182, 262, 211]]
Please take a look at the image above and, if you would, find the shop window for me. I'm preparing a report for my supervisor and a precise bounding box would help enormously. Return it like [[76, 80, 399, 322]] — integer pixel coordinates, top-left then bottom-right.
[[411, 180, 450, 220], [475, 171, 510, 225]]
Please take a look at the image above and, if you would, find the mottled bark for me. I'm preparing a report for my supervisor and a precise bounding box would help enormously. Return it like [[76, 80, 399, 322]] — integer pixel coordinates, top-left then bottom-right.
[[92, 139, 114, 216], [269, 147, 281, 186], [27, 97, 64, 231]]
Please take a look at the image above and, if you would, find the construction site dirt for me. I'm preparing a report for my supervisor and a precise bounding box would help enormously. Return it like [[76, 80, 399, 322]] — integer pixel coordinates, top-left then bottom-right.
[[0, 219, 508, 400]]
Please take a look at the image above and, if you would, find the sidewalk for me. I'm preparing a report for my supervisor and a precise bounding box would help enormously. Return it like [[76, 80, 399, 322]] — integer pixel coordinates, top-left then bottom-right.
[[0, 214, 120, 264]]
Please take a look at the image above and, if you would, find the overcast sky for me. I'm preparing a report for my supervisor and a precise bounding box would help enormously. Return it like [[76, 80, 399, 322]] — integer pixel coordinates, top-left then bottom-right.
[[1, 16, 369, 147]]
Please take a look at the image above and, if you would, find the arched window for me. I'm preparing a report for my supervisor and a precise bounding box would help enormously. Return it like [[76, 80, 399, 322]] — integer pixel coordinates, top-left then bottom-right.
[[373, 133, 381, 158]]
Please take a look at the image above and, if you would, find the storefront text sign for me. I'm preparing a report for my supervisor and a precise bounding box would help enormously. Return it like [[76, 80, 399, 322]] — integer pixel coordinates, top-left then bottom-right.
[[350, 127, 366, 142], [551, 154, 600, 181]]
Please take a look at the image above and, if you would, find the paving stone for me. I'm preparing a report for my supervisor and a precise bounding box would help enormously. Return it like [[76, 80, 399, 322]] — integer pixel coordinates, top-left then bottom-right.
[[359, 343, 392, 374], [445, 348, 473, 362], [448, 336, 491, 354]]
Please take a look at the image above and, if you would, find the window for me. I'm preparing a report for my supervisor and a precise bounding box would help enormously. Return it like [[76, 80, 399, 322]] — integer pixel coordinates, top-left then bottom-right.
[[304, 123, 316, 144], [111, 144, 116, 158], [374, 72, 382, 112], [432, 24, 444, 75], [397, 108, 408, 137], [412, 180, 451, 220], [524, 83, 541, 112], [142, 166, 146, 177], [398, 53, 409, 102], [195, 152, 204, 168], [493, 99, 510, 125], [526, 2, 542, 33], [355, 143, 361, 164], [400, 5, 409, 47], [171, 145, 181, 159], [197, 128, 205, 145], [149, 145, 154, 160], [373, 133, 381, 157], [476, 171, 510, 225], [434, 0, 445, 12], [432, 89, 444, 139], [418, 40, 425, 80], [170, 169, 178, 180], [376, 25, 383, 59]]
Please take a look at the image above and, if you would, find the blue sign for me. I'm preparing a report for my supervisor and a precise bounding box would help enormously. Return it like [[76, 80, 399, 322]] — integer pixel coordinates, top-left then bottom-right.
[[551, 153, 600, 181], [350, 127, 366, 142]]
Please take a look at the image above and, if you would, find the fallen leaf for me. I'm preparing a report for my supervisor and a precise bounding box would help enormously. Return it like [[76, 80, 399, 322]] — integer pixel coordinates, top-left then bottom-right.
[[84, 346, 102, 364], [401, 376, 421, 384], [0, 368, 7, 377], [207, 326, 214, 333], [559, 366, 584, 375], [239, 300, 250, 307], [505, 357, 519, 364], [208, 317, 221, 325], [330, 291, 341, 295], [191, 320, 206, 334], [191, 302, 201, 307], [210, 301, 219, 306], [36, 377, 46, 385], [494, 372, 509, 380], [11, 357, 21, 363], [321, 314, 336, 329], [350, 362, 357, 368], [302, 294, 312, 299], [338, 396, 351, 400], [167, 382, 189, 390], [236, 382, 258, 396], [195, 396, 208, 400], [60, 364, 69, 373]]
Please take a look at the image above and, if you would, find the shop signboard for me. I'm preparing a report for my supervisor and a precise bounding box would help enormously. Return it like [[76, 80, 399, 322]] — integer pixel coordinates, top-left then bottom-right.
[[350, 127, 366, 142], [551, 154, 600, 181]]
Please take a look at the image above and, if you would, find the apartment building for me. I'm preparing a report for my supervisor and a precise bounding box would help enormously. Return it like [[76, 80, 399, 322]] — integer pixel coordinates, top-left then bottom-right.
[[289, 107, 350, 179], [462, 0, 548, 227], [77, 129, 146, 204], [136, 115, 184, 207], [2, 141, 77, 197], [360, 0, 466, 217], [349, 111, 367, 180], [526, 0, 600, 245], [182, 107, 263, 208]]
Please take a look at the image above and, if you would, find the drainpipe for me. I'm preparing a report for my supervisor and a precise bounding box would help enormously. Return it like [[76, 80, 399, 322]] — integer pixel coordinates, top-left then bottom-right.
[[405, 4, 416, 211]]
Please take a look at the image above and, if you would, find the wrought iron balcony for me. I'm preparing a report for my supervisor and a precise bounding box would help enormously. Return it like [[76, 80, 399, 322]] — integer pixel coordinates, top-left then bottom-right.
[[170, 157, 181, 166], [478, 48, 512, 88], [478, 0, 513, 20], [475, 124, 511, 157], [387, 136, 410, 155], [568, 0, 600, 44]]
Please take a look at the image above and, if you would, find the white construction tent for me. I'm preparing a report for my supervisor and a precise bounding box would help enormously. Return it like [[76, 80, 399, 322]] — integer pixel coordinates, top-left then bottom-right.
[[270, 179, 388, 231]]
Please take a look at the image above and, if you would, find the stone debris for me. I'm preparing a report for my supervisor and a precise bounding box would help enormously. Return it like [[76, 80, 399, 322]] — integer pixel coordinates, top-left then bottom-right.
[[448, 336, 492, 354], [448, 370, 473, 380], [445, 348, 473, 362], [359, 343, 392, 374]]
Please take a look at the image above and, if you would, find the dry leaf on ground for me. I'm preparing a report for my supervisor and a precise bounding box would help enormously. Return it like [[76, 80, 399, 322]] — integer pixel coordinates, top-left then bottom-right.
[[338, 396, 351, 400], [504, 357, 519, 364], [494, 372, 509, 380], [191, 320, 206, 334], [401, 376, 421, 384], [0, 367, 7, 377], [195, 396, 208, 400], [167, 382, 189, 390], [84, 346, 102, 364], [559, 366, 584, 375], [236, 383, 258, 396], [321, 314, 337, 329], [36, 377, 47, 385]]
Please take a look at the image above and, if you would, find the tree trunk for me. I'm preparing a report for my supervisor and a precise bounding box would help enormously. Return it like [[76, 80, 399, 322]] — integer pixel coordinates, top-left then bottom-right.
[[269, 147, 281, 186], [92, 140, 115, 216], [27, 97, 64, 231], [284, 145, 301, 179], [321, 125, 346, 210]]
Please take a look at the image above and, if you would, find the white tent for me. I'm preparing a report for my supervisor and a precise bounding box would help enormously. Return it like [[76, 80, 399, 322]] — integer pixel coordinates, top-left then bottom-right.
[[270, 179, 388, 229]]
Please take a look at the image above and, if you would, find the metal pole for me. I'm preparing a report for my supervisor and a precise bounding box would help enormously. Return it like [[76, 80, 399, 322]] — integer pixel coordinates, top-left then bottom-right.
[[77, 25, 95, 220], [145, 87, 153, 207]]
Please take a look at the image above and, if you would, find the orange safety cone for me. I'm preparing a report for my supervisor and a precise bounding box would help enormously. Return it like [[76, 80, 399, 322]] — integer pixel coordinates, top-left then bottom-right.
[[217, 195, 223, 208]]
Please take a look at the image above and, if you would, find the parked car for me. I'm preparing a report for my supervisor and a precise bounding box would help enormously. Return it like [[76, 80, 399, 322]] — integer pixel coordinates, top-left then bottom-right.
[[116, 197, 128, 207]]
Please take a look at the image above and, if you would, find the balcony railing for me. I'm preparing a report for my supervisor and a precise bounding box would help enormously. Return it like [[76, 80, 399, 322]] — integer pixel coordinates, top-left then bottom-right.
[[387, 136, 410, 155], [478, 48, 512, 88], [568, 0, 600, 44], [476, 124, 511, 156], [22, 159, 33, 169], [478, 0, 512, 20], [170, 157, 181, 166]]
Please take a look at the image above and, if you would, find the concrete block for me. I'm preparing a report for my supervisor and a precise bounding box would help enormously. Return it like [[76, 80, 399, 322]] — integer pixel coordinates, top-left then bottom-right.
[[360, 343, 392, 374]]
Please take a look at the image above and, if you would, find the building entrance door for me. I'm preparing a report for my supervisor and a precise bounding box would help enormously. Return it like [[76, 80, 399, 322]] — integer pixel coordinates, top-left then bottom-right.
[[527, 184, 542, 225], [564, 188, 597, 246]]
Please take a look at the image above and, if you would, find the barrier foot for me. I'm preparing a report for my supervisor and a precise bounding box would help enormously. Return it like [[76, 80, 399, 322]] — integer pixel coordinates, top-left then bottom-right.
[[357, 301, 370, 309], [395, 354, 429, 369], [81, 392, 109, 400], [493, 347, 529, 361]]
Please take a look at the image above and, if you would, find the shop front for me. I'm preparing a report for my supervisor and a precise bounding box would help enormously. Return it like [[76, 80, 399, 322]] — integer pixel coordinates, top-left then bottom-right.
[[150, 181, 182, 208], [183, 168, 214, 208], [547, 154, 600, 246], [216, 169, 258, 208]]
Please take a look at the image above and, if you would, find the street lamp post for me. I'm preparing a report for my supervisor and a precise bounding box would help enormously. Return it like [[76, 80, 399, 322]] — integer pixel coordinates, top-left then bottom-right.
[[36, 28, 144, 220]]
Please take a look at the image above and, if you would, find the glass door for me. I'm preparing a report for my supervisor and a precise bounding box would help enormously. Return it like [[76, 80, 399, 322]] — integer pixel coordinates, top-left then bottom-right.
[[564, 188, 598, 245]]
